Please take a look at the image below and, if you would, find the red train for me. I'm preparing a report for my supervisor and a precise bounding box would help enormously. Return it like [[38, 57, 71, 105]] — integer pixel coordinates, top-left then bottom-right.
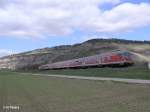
[[39, 50, 133, 70]]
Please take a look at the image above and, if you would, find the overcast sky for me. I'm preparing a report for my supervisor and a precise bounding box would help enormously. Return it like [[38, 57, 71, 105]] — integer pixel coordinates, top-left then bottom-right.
[[0, 0, 150, 57]]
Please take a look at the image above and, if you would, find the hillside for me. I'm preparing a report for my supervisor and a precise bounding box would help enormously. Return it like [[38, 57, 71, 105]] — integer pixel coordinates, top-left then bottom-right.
[[0, 38, 150, 70]]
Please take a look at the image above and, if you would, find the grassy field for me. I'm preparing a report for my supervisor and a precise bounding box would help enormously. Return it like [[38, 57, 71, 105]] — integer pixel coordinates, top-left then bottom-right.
[[26, 67, 150, 80], [0, 71, 150, 112]]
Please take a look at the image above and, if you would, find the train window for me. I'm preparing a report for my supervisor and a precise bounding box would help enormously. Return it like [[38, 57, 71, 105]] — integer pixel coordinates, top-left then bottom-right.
[[120, 52, 129, 57], [104, 57, 108, 62], [117, 52, 132, 61]]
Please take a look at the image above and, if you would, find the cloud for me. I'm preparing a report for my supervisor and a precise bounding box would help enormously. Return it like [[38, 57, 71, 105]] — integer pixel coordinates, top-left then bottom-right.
[[96, 3, 150, 32], [0, 0, 150, 38], [0, 49, 15, 57]]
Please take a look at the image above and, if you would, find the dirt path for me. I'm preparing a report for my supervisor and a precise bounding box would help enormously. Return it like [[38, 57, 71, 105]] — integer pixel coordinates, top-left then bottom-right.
[[20, 73, 150, 84]]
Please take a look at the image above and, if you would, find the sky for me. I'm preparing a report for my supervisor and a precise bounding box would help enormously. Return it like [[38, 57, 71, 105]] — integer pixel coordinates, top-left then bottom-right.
[[0, 0, 150, 56]]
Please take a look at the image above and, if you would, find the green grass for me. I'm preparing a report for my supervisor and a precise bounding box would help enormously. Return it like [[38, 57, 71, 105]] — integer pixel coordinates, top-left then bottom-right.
[[25, 67, 150, 80], [0, 70, 150, 112]]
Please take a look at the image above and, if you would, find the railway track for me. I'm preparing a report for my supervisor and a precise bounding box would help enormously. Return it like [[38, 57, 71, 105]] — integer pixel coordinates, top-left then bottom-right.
[[20, 73, 150, 84]]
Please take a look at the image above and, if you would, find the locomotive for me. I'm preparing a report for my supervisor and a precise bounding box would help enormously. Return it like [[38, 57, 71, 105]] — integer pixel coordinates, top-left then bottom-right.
[[39, 50, 133, 70]]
